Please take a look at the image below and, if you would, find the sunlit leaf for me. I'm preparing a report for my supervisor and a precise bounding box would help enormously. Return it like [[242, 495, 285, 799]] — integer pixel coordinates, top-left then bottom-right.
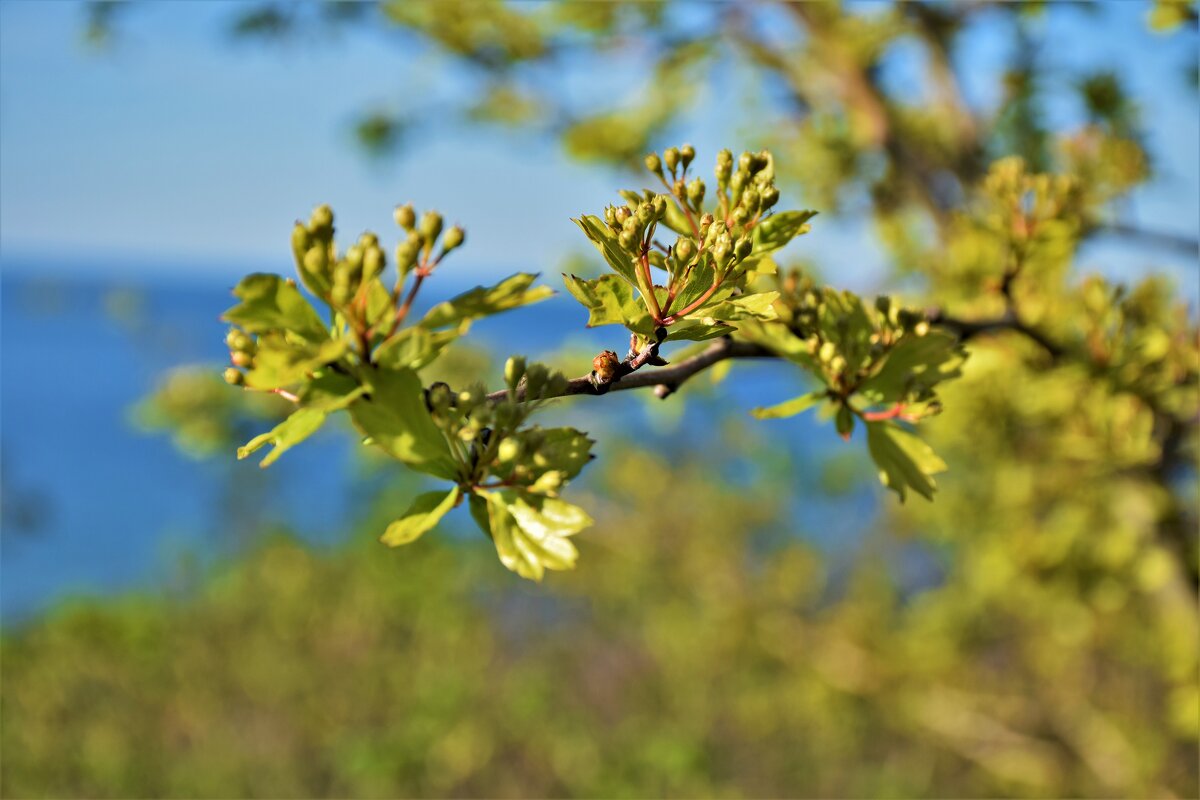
[[381, 487, 460, 546]]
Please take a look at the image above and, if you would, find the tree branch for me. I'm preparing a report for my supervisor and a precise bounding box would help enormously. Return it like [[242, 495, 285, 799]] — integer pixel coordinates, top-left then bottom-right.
[[487, 337, 774, 404], [928, 308, 1064, 360], [1095, 222, 1199, 256]]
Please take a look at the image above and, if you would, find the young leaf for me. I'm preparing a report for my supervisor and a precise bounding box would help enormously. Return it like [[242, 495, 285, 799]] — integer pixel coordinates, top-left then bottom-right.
[[561, 273, 654, 334], [571, 215, 640, 285], [349, 366, 458, 480], [865, 421, 947, 502], [237, 381, 366, 467], [751, 391, 825, 420], [244, 336, 349, 390], [374, 323, 468, 371], [222, 274, 329, 342], [238, 407, 328, 468], [752, 210, 817, 254], [859, 331, 966, 403], [419, 273, 553, 330], [381, 486, 460, 546]]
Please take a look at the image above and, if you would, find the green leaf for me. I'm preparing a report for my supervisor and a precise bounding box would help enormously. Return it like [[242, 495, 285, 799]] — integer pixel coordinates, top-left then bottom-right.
[[381, 487, 460, 546], [363, 278, 394, 330], [664, 320, 734, 341], [702, 291, 780, 323], [237, 379, 366, 467], [736, 320, 819, 371], [244, 335, 349, 390], [222, 274, 329, 342], [238, 407, 328, 468], [561, 273, 654, 335], [859, 331, 966, 403], [865, 421, 947, 502], [752, 391, 825, 420], [752, 210, 817, 254], [571, 215, 640, 285], [419, 273, 553, 330], [531, 427, 595, 482], [349, 366, 458, 480], [374, 323, 468, 371]]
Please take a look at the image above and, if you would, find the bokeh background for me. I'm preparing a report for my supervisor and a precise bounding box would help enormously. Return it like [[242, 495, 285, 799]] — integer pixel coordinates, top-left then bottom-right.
[[1, 2, 1197, 797]]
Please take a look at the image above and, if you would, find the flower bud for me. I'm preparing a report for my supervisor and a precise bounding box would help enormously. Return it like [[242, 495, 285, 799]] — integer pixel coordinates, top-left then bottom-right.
[[230, 351, 253, 369], [394, 203, 416, 230], [734, 236, 753, 261], [636, 201, 654, 226], [426, 382, 454, 415], [395, 241, 419, 273], [618, 230, 638, 251], [310, 204, 334, 238], [291, 223, 311, 257], [663, 146, 680, 173], [680, 143, 695, 169], [874, 295, 891, 317], [651, 194, 667, 219], [686, 178, 705, 209], [614, 206, 632, 225], [604, 206, 618, 227], [592, 350, 620, 382], [223, 367, 244, 386], [497, 437, 523, 464], [715, 149, 733, 183], [303, 246, 329, 278], [441, 225, 465, 253], [344, 244, 364, 272], [419, 211, 443, 245], [674, 237, 695, 265], [731, 207, 749, 227], [226, 329, 251, 352], [738, 151, 754, 174], [712, 234, 732, 267], [699, 212, 714, 236], [362, 246, 385, 280], [524, 363, 549, 397], [741, 187, 761, 216], [504, 355, 526, 390], [644, 152, 663, 176], [761, 186, 780, 210]]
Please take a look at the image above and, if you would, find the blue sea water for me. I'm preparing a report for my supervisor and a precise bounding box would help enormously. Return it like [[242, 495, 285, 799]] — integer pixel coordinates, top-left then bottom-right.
[[1, 266, 859, 623]]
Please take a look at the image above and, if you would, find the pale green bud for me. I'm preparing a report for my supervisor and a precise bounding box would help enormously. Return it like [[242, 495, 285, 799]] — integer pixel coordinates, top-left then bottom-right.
[[504, 355, 526, 390], [618, 230, 638, 251], [651, 194, 667, 219], [715, 149, 733, 184], [310, 204, 334, 238], [419, 211, 443, 244], [303, 246, 329, 278], [394, 203, 416, 230], [497, 438, 522, 464], [761, 186, 780, 210], [741, 187, 761, 216], [604, 206, 618, 227], [395, 241, 419, 272], [441, 225, 465, 253], [734, 236, 752, 261], [674, 237, 695, 265], [738, 151, 754, 174], [680, 143, 695, 169], [223, 367, 244, 386], [614, 206, 632, 225], [663, 146, 680, 173], [636, 201, 654, 225], [686, 178, 705, 209], [363, 247, 385, 280], [622, 215, 640, 236], [644, 152, 663, 176], [291, 223, 310, 257]]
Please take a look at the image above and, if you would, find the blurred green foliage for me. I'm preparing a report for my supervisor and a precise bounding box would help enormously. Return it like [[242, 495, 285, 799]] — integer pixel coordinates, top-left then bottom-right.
[[3, 431, 1195, 797], [30, 2, 1200, 796]]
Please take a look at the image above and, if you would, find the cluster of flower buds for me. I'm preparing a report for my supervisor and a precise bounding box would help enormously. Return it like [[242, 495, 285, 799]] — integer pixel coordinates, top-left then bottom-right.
[[602, 191, 669, 253], [717, 148, 780, 229], [223, 327, 257, 385], [393, 203, 465, 279]]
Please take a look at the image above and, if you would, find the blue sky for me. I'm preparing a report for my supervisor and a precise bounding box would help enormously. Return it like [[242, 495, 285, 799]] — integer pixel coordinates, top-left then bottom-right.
[[0, 1, 1196, 292]]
